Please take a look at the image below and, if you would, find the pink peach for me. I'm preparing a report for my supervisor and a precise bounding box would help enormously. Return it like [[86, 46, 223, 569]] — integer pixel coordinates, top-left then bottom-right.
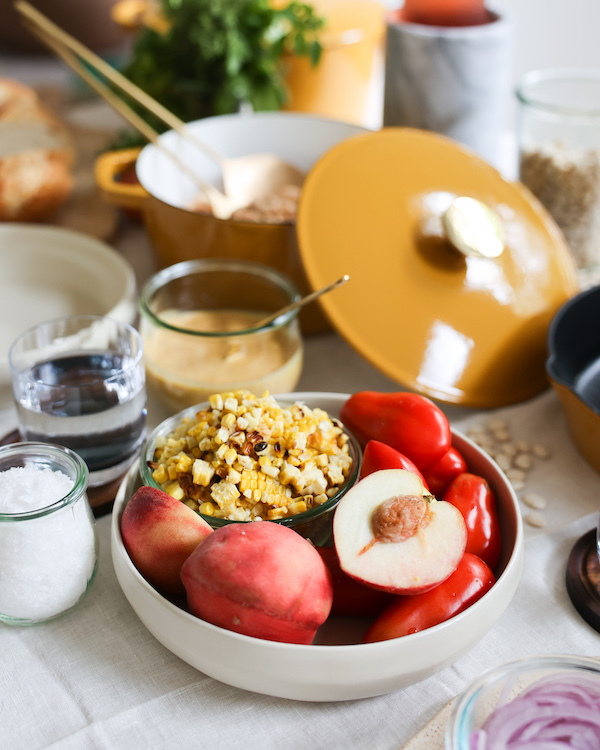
[[121, 486, 213, 595], [181, 522, 333, 644]]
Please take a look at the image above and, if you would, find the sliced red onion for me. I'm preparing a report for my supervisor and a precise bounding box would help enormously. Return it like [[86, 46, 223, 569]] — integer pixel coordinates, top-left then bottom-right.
[[470, 673, 600, 749]]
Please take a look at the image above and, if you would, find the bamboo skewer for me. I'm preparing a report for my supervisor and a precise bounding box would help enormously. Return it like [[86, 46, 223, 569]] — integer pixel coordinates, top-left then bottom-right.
[[18, 7, 244, 218], [14, 0, 224, 168]]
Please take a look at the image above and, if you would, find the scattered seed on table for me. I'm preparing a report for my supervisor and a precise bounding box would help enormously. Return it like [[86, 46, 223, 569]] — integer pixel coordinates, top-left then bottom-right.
[[500, 442, 518, 457], [524, 511, 546, 528], [493, 428, 511, 442], [487, 418, 508, 431], [506, 468, 526, 482], [515, 440, 531, 453], [532, 444, 550, 459], [496, 454, 512, 471], [510, 479, 525, 491], [522, 492, 548, 510], [514, 453, 533, 470]]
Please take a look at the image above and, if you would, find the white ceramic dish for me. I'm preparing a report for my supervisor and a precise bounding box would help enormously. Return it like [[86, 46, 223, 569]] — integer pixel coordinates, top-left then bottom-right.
[[0, 224, 137, 389], [111, 392, 524, 702]]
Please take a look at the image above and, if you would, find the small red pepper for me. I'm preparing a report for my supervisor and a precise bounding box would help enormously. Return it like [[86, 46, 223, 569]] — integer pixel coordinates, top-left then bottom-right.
[[422, 446, 468, 498], [363, 553, 495, 643], [340, 391, 451, 471], [360, 440, 430, 490], [442, 473, 501, 570]]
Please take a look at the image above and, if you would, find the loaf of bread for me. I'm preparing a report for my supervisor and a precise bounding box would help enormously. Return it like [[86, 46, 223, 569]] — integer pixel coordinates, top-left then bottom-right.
[[0, 78, 74, 222]]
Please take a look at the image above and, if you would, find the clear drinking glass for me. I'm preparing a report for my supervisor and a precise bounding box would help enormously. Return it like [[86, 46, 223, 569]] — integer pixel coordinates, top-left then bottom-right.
[[9, 315, 147, 487], [516, 68, 600, 285], [0, 442, 98, 625], [139, 259, 304, 416]]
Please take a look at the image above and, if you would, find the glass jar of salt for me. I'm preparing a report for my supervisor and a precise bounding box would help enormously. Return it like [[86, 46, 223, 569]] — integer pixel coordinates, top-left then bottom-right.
[[0, 442, 97, 625]]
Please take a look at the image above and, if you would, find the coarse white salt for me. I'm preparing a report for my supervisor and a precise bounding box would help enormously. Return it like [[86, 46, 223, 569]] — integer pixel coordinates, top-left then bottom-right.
[[0, 465, 73, 513], [0, 464, 96, 622]]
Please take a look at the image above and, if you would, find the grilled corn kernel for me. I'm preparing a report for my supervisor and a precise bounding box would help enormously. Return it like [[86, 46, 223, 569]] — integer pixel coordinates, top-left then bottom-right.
[[199, 501, 216, 516], [165, 481, 185, 501]]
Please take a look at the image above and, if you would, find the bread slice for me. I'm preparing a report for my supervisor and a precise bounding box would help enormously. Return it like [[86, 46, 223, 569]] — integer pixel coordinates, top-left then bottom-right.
[[0, 78, 74, 221]]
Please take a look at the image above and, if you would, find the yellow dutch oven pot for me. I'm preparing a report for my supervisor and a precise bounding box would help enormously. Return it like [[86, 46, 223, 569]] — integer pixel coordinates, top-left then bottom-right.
[[94, 112, 368, 334]]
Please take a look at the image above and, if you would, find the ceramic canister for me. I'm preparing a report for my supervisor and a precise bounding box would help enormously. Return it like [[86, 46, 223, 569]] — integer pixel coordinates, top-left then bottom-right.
[[383, 10, 513, 169]]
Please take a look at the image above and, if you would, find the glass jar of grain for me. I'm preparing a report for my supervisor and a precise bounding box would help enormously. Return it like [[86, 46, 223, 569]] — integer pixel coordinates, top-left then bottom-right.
[[517, 68, 600, 287]]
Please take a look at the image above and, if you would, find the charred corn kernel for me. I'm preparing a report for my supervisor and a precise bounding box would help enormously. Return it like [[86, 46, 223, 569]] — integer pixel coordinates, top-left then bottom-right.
[[228, 468, 242, 484], [210, 480, 240, 506], [224, 397, 238, 412], [165, 481, 185, 501], [192, 458, 215, 486], [287, 500, 307, 515], [215, 444, 228, 459], [152, 464, 168, 483], [214, 427, 230, 445], [224, 448, 237, 466], [268, 507, 288, 520], [176, 453, 194, 473], [209, 393, 223, 410], [199, 501, 216, 516]]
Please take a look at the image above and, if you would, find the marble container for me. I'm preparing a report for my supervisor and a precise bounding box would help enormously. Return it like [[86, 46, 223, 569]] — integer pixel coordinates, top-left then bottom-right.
[[383, 11, 513, 169]]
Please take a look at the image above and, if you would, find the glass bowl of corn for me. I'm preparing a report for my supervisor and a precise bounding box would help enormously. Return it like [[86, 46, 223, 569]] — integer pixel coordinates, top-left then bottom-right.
[[139, 390, 362, 546]]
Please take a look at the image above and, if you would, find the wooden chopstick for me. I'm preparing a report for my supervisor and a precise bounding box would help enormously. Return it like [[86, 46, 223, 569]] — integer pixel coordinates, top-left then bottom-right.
[[14, 0, 224, 167], [22, 19, 218, 198]]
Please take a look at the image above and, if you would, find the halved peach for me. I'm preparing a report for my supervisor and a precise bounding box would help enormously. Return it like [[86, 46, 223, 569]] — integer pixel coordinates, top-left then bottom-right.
[[333, 469, 467, 595]]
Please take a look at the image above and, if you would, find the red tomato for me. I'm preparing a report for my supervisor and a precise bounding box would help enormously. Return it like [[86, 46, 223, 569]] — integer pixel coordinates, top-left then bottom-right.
[[340, 391, 451, 471], [360, 440, 430, 490], [363, 553, 495, 643], [443, 473, 501, 570], [399, 0, 489, 26], [316, 546, 394, 618], [422, 447, 467, 498]]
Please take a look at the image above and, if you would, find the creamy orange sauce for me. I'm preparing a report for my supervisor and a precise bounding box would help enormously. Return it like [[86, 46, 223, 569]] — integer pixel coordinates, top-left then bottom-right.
[[142, 309, 302, 412]]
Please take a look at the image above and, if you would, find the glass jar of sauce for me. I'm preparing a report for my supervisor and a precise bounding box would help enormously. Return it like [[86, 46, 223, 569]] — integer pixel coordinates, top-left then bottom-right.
[[139, 259, 304, 418]]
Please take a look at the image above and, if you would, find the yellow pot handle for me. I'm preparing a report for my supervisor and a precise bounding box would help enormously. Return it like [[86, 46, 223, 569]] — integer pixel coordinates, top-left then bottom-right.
[[94, 147, 150, 211]]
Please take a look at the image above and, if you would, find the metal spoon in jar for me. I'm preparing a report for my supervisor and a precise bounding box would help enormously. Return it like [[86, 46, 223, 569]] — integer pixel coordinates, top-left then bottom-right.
[[254, 275, 351, 328]]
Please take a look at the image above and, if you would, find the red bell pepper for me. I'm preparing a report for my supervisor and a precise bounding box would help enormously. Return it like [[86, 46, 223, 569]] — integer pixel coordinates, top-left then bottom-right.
[[340, 391, 451, 471], [363, 553, 495, 642], [422, 446, 468, 498], [360, 440, 430, 490], [316, 546, 394, 618], [442, 473, 501, 570]]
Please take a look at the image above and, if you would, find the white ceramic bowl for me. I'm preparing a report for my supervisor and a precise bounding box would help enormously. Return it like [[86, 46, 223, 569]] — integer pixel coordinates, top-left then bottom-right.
[[111, 393, 524, 702], [0, 224, 137, 390]]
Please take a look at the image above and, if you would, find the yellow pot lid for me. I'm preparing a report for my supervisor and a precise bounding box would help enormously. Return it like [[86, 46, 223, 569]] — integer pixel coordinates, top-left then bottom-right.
[[296, 128, 580, 408]]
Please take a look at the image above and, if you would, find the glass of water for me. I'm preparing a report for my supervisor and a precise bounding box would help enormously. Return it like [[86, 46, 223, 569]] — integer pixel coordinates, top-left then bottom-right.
[[9, 315, 146, 487]]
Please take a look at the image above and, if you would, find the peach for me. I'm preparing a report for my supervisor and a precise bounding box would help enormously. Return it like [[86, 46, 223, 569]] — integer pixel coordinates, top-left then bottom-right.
[[181, 522, 334, 644], [333, 469, 467, 595], [121, 486, 213, 595]]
